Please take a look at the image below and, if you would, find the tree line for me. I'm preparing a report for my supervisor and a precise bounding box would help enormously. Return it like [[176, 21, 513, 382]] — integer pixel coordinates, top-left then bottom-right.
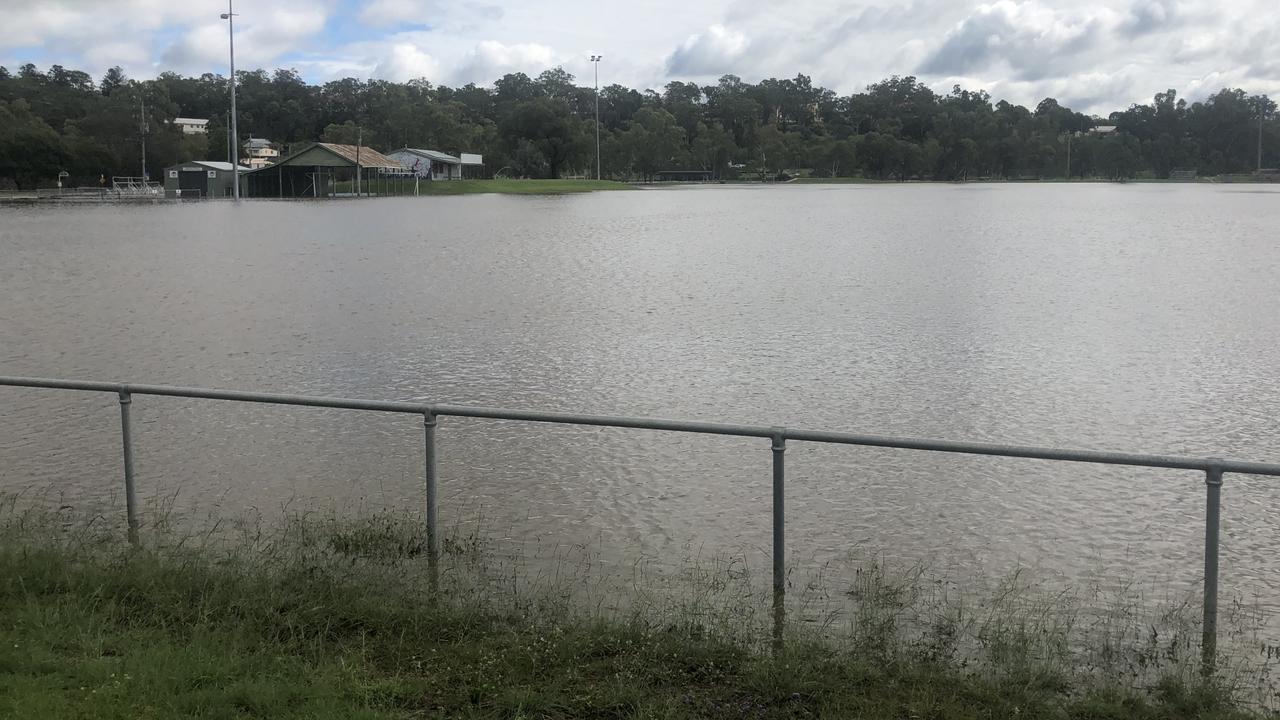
[[0, 62, 1276, 189]]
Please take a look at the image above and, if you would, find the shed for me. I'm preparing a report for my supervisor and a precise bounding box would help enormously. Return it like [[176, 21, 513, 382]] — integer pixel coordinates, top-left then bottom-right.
[[242, 142, 405, 198], [162, 161, 249, 199], [386, 148, 472, 181]]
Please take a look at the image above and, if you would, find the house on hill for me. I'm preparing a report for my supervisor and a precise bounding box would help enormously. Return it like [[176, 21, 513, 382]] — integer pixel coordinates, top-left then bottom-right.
[[242, 137, 280, 169]]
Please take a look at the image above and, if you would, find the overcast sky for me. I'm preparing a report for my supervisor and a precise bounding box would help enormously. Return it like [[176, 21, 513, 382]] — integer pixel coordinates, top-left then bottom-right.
[[1, 0, 1276, 114]]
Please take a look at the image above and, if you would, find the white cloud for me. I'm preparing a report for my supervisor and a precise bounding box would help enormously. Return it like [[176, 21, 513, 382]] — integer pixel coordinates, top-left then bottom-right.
[[450, 40, 558, 85], [0, 0, 335, 78], [665, 25, 749, 77], [372, 41, 442, 81], [1, 0, 1277, 114]]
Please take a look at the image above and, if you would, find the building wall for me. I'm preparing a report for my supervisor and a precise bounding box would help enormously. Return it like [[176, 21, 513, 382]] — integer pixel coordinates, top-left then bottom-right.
[[387, 151, 432, 178]]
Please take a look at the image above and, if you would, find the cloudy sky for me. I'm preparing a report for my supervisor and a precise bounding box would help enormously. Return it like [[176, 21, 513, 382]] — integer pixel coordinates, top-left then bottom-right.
[[1, 0, 1276, 114]]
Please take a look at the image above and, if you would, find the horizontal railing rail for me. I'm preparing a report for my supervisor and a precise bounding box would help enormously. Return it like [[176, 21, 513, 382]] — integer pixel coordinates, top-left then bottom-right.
[[2, 374, 1276, 669]]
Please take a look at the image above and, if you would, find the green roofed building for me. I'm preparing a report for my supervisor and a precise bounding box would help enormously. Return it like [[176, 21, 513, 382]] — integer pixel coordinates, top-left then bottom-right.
[[242, 142, 406, 198]]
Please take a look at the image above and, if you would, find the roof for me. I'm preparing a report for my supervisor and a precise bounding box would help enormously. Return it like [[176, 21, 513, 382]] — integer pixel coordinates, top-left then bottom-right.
[[165, 160, 251, 172], [391, 147, 462, 164], [193, 161, 251, 172], [174, 117, 209, 125], [317, 143, 404, 168], [243, 137, 274, 148], [245, 142, 405, 171]]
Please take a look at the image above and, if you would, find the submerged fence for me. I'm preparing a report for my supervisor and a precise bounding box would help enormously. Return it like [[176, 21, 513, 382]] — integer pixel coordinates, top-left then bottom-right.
[[2, 375, 1279, 670]]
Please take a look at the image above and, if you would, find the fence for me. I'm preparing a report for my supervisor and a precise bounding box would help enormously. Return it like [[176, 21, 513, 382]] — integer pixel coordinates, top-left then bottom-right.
[[2, 375, 1279, 669]]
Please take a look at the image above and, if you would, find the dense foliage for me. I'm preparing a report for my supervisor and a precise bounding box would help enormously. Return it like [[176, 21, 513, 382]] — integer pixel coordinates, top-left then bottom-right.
[[0, 62, 1276, 188]]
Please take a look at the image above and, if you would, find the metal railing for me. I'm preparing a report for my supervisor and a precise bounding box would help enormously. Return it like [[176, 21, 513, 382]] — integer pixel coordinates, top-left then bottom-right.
[[2, 375, 1278, 669]]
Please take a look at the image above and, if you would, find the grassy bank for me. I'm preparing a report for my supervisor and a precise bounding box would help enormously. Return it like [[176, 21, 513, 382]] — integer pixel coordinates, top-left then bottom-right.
[[328, 178, 632, 197], [0, 510, 1271, 719], [418, 179, 631, 195]]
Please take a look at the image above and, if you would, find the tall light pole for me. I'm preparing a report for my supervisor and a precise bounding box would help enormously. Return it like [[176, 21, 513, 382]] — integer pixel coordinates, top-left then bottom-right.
[[590, 55, 602, 180], [221, 1, 240, 199]]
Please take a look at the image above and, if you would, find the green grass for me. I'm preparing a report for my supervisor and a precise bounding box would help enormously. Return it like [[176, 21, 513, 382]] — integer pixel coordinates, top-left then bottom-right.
[[0, 509, 1272, 719], [328, 179, 632, 197], [417, 179, 632, 195]]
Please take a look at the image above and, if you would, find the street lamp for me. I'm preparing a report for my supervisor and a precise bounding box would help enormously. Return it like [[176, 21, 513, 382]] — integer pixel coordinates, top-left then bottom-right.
[[220, 1, 240, 200], [590, 55, 602, 180]]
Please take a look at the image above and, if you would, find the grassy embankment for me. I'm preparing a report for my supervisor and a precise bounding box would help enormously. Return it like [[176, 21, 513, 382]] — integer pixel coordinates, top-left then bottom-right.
[[331, 179, 632, 197], [0, 507, 1273, 719]]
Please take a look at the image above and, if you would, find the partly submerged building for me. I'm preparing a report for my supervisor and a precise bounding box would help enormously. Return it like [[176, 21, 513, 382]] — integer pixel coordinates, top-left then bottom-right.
[[162, 160, 249, 198], [242, 142, 405, 198]]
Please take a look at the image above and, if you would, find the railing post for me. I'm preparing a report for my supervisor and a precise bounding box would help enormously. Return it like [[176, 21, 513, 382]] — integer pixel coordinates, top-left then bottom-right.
[[771, 429, 786, 650], [424, 410, 440, 589], [1202, 461, 1224, 675], [118, 390, 139, 546]]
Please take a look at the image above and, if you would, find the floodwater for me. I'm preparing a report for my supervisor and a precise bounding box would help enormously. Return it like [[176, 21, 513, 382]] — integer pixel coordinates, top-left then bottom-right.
[[3, 183, 1280, 615]]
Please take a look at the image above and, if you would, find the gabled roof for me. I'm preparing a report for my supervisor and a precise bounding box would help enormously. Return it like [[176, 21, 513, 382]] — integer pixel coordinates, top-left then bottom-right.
[[315, 143, 404, 168], [243, 137, 274, 149], [390, 147, 462, 164], [245, 142, 405, 172], [175, 117, 209, 125]]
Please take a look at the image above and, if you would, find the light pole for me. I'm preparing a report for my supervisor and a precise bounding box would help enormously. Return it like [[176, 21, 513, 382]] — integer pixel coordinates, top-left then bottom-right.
[[590, 55, 602, 180], [221, 1, 240, 200]]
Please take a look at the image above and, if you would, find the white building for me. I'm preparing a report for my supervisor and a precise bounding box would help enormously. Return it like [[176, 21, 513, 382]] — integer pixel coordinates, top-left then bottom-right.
[[386, 148, 484, 180], [174, 117, 209, 135], [241, 137, 280, 169]]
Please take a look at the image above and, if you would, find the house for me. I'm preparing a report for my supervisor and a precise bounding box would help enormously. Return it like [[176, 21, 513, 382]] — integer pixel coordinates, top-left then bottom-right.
[[386, 148, 484, 180], [174, 118, 209, 135], [1090, 125, 1118, 135], [241, 137, 280, 169], [162, 160, 249, 198]]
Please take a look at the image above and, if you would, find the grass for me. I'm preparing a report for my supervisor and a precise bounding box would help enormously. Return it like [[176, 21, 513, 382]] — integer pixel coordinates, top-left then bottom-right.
[[417, 179, 632, 195], [0, 507, 1274, 719], [328, 179, 632, 197]]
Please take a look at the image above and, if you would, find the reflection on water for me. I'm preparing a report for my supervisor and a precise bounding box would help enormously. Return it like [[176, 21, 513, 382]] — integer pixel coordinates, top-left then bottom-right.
[[2, 183, 1280, 620]]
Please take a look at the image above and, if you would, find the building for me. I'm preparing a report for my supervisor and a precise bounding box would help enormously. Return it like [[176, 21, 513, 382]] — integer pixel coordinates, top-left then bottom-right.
[[162, 161, 248, 199], [1090, 125, 1118, 135], [242, 142, 406, 198], [242, 137, 280, 169], [174, 118, 209, 135], [386, 148, 484, 180], [459, 153, 485, 178]]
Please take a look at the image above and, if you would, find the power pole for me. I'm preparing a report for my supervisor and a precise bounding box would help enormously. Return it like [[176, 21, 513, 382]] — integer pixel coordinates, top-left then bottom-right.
[[222, 0, 240, 199], [355, 126, 362, 197], [139, 97, 148, 182], [591, 55, 602, 180], [1260, 112, 1265, 174]]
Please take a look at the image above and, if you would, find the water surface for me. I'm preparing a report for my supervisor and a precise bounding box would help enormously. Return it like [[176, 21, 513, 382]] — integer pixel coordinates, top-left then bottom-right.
[[3, 183, 1279, 618]]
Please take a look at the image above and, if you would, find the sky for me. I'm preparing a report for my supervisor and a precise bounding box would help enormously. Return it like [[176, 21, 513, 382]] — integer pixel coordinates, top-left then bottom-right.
[[0, 0, 1277, 115]]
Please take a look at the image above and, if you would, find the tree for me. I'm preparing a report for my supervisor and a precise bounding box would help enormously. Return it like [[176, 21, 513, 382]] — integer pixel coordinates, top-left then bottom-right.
[[0, 100, 64, 188], [500, 98, 587, 178], [101, 67, 127, 97], [619, 107, 686, 181], [690, 122, 737, 178], [321, 121, 361, 144]]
